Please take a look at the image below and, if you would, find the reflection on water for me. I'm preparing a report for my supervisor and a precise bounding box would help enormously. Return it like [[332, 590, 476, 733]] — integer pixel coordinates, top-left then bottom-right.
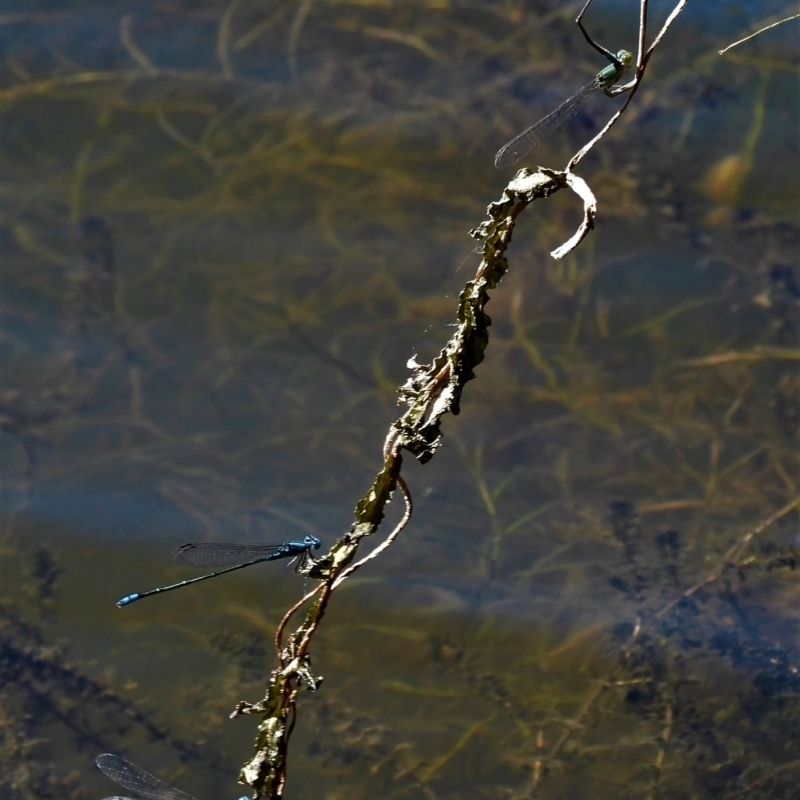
[[0, 0, 798, 798]]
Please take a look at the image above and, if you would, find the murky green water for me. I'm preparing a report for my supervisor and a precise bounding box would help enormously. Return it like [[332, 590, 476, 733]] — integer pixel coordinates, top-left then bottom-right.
[[1, 1, 798, 798]]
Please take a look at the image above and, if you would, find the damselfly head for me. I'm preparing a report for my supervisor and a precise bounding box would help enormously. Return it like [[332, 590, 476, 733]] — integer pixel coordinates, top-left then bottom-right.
[[617, 49, 633, 67], [303, 534, 322, 550]]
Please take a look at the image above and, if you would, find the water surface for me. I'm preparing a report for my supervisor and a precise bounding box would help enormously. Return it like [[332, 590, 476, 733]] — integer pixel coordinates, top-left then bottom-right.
[[1, 1, 798, 798]]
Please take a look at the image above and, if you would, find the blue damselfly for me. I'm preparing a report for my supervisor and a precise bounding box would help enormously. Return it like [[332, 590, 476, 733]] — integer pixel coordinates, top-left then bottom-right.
[[116, 535, 321, 607]]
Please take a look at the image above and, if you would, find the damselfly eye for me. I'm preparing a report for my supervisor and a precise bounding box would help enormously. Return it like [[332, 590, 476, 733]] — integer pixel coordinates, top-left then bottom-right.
[[617, 49, 633, 66]]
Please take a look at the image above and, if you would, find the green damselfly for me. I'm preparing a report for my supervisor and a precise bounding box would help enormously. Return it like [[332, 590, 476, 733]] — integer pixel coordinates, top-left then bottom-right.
[[494, 10, 633, 170]]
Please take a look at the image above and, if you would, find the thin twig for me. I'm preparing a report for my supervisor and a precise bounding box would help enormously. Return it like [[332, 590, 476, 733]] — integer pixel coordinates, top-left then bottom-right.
[[568, 0, 689, 171], [550, 171, 596, 259], [274, 581, 324, 663], [719, 11, 800, 55], [637, 0, 649, 71], [332, 474, 413, 589], [645, 0, 688, 60]]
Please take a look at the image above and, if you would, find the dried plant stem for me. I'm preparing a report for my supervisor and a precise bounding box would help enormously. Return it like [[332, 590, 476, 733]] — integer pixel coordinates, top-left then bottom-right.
[[233, 1, 695, 795], [719, 11, 800, 55], [567, 0, 689, 172], [235, 166, 589, 798]]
